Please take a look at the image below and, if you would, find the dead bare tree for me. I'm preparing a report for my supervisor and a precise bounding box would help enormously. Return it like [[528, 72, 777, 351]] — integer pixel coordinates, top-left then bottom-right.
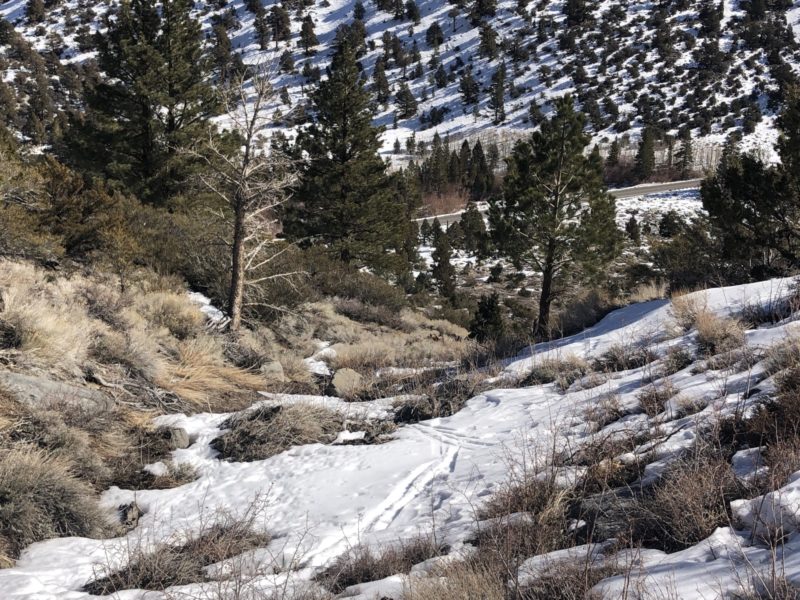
[[189, 63, 298, 331]]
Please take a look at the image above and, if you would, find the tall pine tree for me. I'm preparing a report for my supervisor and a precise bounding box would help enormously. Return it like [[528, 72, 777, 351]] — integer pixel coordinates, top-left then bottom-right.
[[65, 0, 217, 204], [489, 97, 621, 335], [285, 39, 410, 275]]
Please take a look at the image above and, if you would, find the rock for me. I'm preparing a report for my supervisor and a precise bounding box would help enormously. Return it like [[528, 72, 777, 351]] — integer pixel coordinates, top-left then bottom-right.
[[0, 370, 114, 412], [331, 368, 363, 398], [163, 427, 190, 450], [119, 502, 141, 530], [261, 360, 286, 383]]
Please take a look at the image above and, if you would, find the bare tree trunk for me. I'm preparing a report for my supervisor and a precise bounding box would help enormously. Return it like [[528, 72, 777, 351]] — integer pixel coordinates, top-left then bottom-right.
[[228, 201, 246, 331]]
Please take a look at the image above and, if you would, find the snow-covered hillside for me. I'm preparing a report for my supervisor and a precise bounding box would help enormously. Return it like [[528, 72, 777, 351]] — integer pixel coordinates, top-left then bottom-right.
[[3, 277, 800, 598], [1, 0, 800, 159]]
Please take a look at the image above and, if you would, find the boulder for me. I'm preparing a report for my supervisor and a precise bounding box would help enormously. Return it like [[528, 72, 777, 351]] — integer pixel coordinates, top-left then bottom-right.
[[163, 427, 190, 450], [261, 360, 286, 383], [0, 370, 114, 412], [331, 368, 363, 398]]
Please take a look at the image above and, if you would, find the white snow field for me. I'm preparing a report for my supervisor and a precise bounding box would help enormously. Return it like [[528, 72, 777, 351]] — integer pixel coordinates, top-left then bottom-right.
[[3, 277, 800, 599]]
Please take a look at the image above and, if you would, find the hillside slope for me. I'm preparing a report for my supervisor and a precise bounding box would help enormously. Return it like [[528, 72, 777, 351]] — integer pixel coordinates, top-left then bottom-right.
[[1, 0, 799, 159]]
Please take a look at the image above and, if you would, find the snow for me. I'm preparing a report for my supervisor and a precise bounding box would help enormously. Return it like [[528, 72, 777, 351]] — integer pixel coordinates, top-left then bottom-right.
[[3, 277, 800, 598]]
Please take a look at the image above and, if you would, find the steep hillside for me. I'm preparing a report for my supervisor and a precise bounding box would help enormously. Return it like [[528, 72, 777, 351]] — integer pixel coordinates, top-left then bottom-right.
[[1, 0, 799, 160]]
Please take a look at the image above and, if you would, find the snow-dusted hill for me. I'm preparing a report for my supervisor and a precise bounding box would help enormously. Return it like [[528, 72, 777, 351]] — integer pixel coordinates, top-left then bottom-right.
[[1, 0, 800, 159], [3, 277, 800, 598]]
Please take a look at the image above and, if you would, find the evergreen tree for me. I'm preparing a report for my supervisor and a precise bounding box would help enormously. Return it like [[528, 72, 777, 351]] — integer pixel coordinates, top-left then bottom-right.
[[286, 40, 410, 274], [635, 127, 656, 181], [396, 82, 418, 118], [254, 11, 271, 49], [405, 0, 421, 23], [372, 57, 390, 103], [489, 62, 506, 124], [434, 64, 448, 88], [425, 22, 444, 48], [269, 4, 291, 46], [469, 0, 496, 25], [479, 22, 498, 58], [300, 15, 317, 55], [469, 293, 504, 342], [431, 222, 456, 299], [607, 139, 621, 167], [489, 97, 621, 335], [25, 0, 45, 23], [459, 70, 479, 105], [564, 0, 587, 27], [676, 129, 694, 177], [279, 48, 295, 72], [625, 214, 641, 245], [65, 0, 217, 204], [461, 201, 488, 256], [353, 0, 366, 19], [211, 23, 233, 81], [470, 140, 493, 199]]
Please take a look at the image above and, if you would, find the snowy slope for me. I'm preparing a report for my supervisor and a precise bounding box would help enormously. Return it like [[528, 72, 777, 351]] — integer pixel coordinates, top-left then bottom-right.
[[2, 277, 800, 598], [2, 0, 800, 159]]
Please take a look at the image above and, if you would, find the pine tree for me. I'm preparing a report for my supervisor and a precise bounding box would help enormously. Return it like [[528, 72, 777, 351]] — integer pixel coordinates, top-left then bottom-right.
[[434, 64, 448, 88], [354, 0, 366, 19], [461, 201, 488, 256], [469, 293, 504, 342], [625, 214, 641, 245], [300, 15, 317, 55], [405, 0, 421, 23], [431, 222, 456, 299], [372, 57, 391, 103], [489, 62, 506, 124], [65, 0, 217, 204], [211, 23, 233, 81], [469, 0, 496, 25], [254, 11, 271, 49], [425, 22, 444, 48], [25, 0, 45, 23], [470, 141, 493, 199], [286, 40, 410, 274], [635, 127, 656, 182], [489, 97, 621, 336], [564, 0, 587, 27], [479, 23, 498, 58], [676, 129, 694, 177], [606, 139, 621, 167], [279, 48, 295, 72], [459, 70, 479, 105], [269, 4, 291, 46], [396, 82, 418, 118]]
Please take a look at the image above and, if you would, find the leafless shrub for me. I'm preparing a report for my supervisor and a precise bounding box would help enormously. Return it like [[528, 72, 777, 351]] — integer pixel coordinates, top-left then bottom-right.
[[316, 535, 446, 594], [638, 382, 676, 418], [84, 509, 270, 594], [593, 344, 656, 373], [661, 346, 694, 375], [519, 356, 589, 391], [211, 404, 345, 462]]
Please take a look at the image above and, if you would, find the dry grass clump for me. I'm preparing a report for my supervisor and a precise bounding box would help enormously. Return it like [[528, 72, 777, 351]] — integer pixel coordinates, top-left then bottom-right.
[[633, 455, 741, 552], [135, 291, 205, 340], [520, 556, 622, 600], [637, 382, 676, 418], [0, 449, 110, 564], [519, 356, 589, 391], [84, 515, 270, 594], [732, 576, 800, 600], [211, 404, 345, 462], [402, 560, 505, 600], [694, 311, 745, 357], [592, 344, 656, 373], [393, 370, 493, 423], [669, 293, 705, 331], [317, 536, 446, 594], [765, 337, 800, 375]]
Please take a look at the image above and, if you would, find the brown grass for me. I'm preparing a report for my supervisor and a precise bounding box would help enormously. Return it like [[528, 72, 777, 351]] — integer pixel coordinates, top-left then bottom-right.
[[694, 311, 745, 357], [0, 449, 110, 564], [317, 535, 446, 594], [84, 510, 270, 594]]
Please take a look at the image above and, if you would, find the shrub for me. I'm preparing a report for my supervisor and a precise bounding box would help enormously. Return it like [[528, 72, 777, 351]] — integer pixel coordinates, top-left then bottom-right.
[[84, 513, 270, 594], [0, 449, 109, 562], [592, 344, 656, 372], [316, 536, 445, 594], [661, 345, 694, 375], [633, 455, 741, 552], [695, 312, 745, 357], [403, 561, 504, 600], [637, 382, 676, 418], [519, 356, 588, 391], [211, 404, 344, 462]]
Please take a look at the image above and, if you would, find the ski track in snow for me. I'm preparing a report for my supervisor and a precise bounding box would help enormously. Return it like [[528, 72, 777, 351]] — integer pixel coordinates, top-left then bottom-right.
[[3, 277, 800, 598]]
